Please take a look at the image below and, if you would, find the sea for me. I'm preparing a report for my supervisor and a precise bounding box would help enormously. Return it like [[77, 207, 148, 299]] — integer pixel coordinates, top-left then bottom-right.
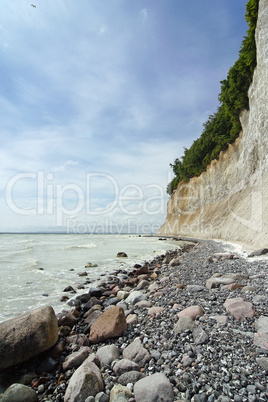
[[0, 233, 181, 323]]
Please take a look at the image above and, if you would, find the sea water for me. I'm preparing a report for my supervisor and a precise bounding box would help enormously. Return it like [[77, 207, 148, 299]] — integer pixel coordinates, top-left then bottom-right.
[[0, 233, 180, 323]]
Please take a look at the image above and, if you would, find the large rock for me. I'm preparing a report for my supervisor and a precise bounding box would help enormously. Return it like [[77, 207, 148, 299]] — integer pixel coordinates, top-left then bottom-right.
[[134, 373, 174, 402], [122, 338, 150, 368], [0, 306, 58, 371], [0, 383, 38, 402], [89, 306, 127, 344], [64, 358, 104, 401], [223, 297, 256, 321]]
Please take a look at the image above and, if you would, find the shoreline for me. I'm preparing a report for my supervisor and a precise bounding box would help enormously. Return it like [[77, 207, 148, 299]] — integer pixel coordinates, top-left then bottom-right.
[[0, 238, 267, 401]]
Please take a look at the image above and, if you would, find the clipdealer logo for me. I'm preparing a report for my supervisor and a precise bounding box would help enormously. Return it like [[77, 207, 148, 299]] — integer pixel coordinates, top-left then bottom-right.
[[5, 171, 167, 226]]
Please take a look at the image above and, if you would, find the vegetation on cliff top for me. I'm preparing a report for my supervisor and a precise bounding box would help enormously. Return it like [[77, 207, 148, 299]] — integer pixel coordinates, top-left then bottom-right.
[[167, 0, 259, 195]]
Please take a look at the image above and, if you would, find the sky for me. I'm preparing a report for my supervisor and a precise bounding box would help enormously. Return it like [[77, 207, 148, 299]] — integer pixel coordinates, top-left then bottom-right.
[[0, 0, 249, 234]]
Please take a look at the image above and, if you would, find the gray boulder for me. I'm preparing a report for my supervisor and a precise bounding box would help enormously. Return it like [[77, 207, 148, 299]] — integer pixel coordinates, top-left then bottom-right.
[[134, 373, 174, 401], [122, 338, 150, 368], [0, 383, 38, 402], [64, 358, 104, 401], [96, 344, 119, 366], [0, 306, 58, 371], [113, 358, 140, 376]]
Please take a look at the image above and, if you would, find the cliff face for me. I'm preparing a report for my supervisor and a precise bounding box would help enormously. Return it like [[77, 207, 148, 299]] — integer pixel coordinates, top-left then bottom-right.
[[158, 0, 268, 248]]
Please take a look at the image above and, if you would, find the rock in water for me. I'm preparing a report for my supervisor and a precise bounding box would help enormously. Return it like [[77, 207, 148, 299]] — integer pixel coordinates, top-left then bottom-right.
[[89, 306, 127, 344], [0, 306, 58, 371]]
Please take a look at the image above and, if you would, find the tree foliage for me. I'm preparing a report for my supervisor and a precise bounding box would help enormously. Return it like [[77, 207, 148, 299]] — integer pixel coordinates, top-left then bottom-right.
[[167, 0, 259, 195]]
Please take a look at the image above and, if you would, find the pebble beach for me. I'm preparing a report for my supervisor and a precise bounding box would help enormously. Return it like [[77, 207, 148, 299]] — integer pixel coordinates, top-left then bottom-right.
[[0, 238, 267, 401]]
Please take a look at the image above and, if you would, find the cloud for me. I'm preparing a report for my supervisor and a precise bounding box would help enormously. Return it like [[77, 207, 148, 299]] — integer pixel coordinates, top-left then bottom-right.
[[140, 8, 148, 26], [0, 0, 248, 232]]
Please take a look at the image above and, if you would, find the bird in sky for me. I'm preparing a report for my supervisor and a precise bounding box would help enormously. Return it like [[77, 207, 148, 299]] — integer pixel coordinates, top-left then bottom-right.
[[31, 4, 36, 8]]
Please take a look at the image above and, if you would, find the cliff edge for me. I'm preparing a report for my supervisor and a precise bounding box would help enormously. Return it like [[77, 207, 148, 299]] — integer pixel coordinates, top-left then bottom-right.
[[158, 0, 268, 248]]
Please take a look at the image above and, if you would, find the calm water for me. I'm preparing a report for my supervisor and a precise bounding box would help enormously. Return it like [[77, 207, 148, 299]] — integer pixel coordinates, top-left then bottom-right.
[[0, 234, 180, 323]]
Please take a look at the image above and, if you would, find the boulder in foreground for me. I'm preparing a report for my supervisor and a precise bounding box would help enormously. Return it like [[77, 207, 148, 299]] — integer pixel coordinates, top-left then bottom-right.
[[134, 373, 174, 402], [0, 305, 58, 371], [64, 358, 104, 401]]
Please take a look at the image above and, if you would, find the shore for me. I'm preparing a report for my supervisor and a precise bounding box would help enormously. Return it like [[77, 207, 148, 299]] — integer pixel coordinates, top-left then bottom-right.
[[0, 238, 267, 401]]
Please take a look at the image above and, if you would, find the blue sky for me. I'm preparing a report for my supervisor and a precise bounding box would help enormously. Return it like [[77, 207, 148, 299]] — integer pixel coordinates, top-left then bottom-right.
[[0, 0, 249, 233]]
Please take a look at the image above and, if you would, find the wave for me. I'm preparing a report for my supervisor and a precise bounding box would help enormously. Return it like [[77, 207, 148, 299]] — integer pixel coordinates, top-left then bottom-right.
[[66, 243, 97, 249]]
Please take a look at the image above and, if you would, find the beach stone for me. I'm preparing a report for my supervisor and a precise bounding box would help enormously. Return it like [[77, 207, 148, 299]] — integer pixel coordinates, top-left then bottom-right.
[[241, 286, 256, 292], [117, 291, 130, 300], [123, 338, 151, 368], [110, 384, 132, 401], [223, 298, 255, 321], [174, 317, 195, 334], [64, 359, 104, 401], [0, 383, 38, 402], [255, 316, 268, 333], [84, 304, 103, 318], [147, 306, 164, 315], [95, 392, 109, 402], [186, 285, 206, 292], [148, 283, 158, 293], [117, 252, 128, 258], [0, 306, 58, 371], [118, 371, 146, 386], [134, 373, 174, 402], [84, 297, 102, 311], [64, 286, 76, 293], [84, 310, 102, 325], [113, 359, 140, 376], [169, 257, 181, 266], [66, 334, 90, 347], [62, 346, 91, 371], [135, 300, 152, 308], [222, 283, 244, 291], [90, 288, 103, 298], [58, 326, 71, 337], [177, 305, 204, 320], [96, 345, 120, 366], [212, 253, 235, 260], [58, 313, 77, 328], [206, 276, 235, 289], [85, 262, 98, 268], [182, 353, 194, 367], [193, 326, 209, 345], [253, 332, 268, 350], [135, 266, 149, 275], [126, 314, 138, 326], [248, 248, 268, 257], [209, 315, 228, 325], [89, 306, 127, 344], [136, 280, 150, 290], [256, 357, 268, 370], [76, 293, 91, 303], [125, 291, 147, 305]]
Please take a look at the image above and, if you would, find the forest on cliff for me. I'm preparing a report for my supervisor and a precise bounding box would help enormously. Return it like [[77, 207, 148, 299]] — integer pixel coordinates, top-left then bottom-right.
[[167, 0, 259, 194]]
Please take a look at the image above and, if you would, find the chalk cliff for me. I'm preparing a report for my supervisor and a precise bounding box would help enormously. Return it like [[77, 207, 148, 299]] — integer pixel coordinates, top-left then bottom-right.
[[158, 0, 268, 248]]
